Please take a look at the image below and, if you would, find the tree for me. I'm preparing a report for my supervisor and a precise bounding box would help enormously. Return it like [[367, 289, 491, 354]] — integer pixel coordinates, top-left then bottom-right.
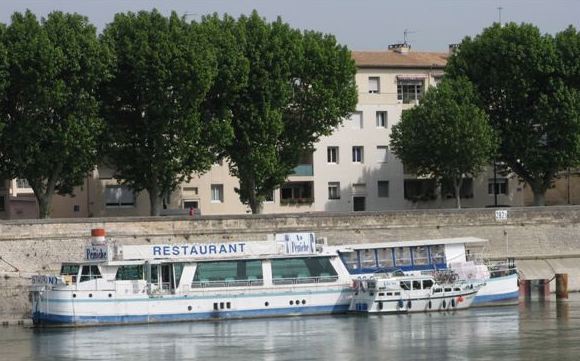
[[100, 10, 231, 216], [0, 23, 7, 143], [390, 78, 496, 208], [206, 12, 357, 213], [0, 11, 109, 218], [446, 23, 580, 206]]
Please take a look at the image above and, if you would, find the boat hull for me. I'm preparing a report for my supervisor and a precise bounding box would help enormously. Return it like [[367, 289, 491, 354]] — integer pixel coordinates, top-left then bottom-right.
[[472, 273, 519, 307], [32, 285, 352, 326]]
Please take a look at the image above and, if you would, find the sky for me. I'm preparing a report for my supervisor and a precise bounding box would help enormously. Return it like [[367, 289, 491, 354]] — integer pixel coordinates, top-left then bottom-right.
[[1, 0, 579, 52]]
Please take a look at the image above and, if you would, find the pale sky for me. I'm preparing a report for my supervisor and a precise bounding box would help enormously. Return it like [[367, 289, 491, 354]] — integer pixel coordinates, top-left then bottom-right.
[[1, 0, 579, 51]]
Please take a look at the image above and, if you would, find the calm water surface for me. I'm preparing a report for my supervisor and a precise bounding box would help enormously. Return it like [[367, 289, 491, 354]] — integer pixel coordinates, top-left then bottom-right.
[[3, 294, 580, 361]]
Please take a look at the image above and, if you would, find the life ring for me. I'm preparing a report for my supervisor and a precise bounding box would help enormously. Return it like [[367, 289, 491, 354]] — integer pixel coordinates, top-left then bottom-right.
[[457, 296, 464, 303]]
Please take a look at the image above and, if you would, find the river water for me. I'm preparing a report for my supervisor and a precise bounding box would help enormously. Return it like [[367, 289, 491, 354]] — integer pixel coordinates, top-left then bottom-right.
[[2, 294, 580, 361]]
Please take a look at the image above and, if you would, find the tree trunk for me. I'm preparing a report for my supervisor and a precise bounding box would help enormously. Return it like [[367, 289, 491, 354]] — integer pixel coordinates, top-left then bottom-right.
[[247, 178, 263, 214], [533, 190, 546, 206], [37, 193, 53, 219], [149, 184, 161, 216], [454, 177, 463, 209]]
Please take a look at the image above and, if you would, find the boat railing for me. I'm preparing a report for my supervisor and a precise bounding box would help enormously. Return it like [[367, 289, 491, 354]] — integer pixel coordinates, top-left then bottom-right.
[[272, 275, 339, 285], [191, 279, 265, 288]]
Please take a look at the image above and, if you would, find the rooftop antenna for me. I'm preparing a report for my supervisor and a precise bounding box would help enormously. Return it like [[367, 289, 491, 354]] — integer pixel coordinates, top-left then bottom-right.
[[403, 29, 415, 45], [497, 6, 503, 25]]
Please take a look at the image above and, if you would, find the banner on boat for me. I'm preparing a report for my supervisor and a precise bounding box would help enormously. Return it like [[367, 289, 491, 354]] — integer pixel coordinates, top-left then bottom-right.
[[275, 232, 316, 255], [120, 233, 317, 260]]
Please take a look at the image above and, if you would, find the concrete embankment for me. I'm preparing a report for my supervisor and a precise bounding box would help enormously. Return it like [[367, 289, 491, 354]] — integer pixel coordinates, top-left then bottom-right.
[[2, 206, 580, 321]]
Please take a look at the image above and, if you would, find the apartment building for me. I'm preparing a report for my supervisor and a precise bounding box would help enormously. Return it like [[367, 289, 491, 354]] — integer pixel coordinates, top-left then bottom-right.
[[1, 44, 550, 219]]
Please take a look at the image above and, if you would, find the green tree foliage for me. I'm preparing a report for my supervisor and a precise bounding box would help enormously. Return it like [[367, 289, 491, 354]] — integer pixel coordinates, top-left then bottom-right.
[[446, 23, 580, 206], [0, 24, 7, 140], [100, 10, 231, 216], [390, 78, 496, 208], [205, 12, 357, 213], [0, 11, 109, 218]]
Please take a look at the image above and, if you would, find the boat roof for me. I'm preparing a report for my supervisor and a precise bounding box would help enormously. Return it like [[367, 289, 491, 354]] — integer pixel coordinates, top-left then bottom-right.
[[327, 237, 488, 252]]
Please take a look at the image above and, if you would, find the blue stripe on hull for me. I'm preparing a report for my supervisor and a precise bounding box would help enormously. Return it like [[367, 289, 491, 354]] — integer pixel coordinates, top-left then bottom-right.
[[33, 304, 350, 326], [472, 290, 519, 305]]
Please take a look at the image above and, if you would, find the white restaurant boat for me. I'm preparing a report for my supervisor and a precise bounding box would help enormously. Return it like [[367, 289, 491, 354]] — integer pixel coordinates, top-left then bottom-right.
[[327, 237, 519, 307], [31, 230, 352, 326], [349, 271, 482, 314]]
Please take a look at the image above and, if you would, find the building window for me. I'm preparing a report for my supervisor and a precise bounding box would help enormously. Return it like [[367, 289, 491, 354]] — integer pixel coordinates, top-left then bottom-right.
[[0, 195, 4, 212], [183, 200, 199, 209], [351, 111, 363, 129], [397, 79, 424, 103], [376, 111, 387, 128], [376, 146, 389, 163], [183, 186, 198, 195], [280, 182, 313, 204], [16, 178, 31, 189], [105, 185, 135, 207], [488, 178, 508, 195], [352, 146, 364, 163], [368, 77, 380, 94], [327, 147, 339, 164], [264, 191, 274, 203], [73, 205, 80, 213], [328, 182, 340, 200], [404, 179, 436, 202], [378, 181, 389, 198], [442, 178, 474, 199], [211, 184, 224, 203]]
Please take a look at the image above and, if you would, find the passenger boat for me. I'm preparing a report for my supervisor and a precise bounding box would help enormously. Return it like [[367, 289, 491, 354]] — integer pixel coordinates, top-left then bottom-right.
[[30, 230, 353, 326], [349, 271, 482, 314], [326, 237, 519, 307]]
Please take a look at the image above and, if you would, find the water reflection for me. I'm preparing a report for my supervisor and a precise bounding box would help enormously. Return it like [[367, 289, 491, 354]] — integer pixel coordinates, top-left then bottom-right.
[[3, 294, 580, 361]]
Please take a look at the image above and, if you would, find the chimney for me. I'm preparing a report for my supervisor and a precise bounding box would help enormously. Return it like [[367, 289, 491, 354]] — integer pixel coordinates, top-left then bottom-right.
[[448, 43, 460, 55], [388, 43, 411, 54]]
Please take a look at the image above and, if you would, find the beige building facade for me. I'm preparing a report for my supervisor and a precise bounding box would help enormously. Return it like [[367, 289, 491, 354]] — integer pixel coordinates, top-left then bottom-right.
[[1, 44, 550, 219]]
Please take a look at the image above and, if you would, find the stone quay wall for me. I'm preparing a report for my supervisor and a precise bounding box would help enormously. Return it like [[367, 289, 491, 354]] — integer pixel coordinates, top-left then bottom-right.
[[2, 206, 580, 321]]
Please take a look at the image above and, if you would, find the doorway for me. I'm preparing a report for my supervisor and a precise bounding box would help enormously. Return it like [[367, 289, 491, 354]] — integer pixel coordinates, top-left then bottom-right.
[[353, 196, 366, 211]]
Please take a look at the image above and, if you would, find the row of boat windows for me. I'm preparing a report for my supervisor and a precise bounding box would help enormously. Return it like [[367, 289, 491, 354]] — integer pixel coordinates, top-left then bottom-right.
[[61, 257, 338, 285], [341, 245, 446, 270]]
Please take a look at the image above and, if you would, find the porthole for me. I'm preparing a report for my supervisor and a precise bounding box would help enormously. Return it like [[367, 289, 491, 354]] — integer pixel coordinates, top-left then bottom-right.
[[265, 302, 269, 307], [295, 299, 300, 305], [72, 294, 76, 298], [188, 306, 192, 311], [89, 293, 93, 298], [289, 300, 294, 305], [301, 300, 306, 305], [108, 293, 112, 298]]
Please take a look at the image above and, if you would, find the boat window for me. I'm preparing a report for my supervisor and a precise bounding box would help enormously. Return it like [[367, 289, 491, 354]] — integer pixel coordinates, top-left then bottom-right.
[[433, 288, 442, 293], [454, 287, 461, 292], [394, 247, 411, 266], [116, 265, 144, 280], [386, 292, 393, 296], [430, 245, 446, 264], [412, 280, 422, 290], [400, 281, 411, 290], [174, 263, 185, 287], [422, 279, 434, 289], [193, 260, 263, 287], [80, 265, 102, 282], [412, 247, 429, 266], [359, 249, 377, 269], [394, 292, 401, 296], [60, 264, 80, 276], [445, 287, 452, 292], [377, 248, 394, 268], [271, 257, 338, 285], [340, 252, 359, 271]]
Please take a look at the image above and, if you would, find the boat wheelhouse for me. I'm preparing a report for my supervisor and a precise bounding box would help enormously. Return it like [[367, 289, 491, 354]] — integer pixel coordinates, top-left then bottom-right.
[[349, 271, 481, 314], [326, 237, 519, 307], [31, 231, 353, 326]]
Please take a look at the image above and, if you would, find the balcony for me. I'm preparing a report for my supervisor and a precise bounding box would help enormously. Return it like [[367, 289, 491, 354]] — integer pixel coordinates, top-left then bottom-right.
[[292, 164, 314, 176]]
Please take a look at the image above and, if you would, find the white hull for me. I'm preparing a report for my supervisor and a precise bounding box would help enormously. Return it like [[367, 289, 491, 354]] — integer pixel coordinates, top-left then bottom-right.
[[473, 273, 519, 306], [33, 283, 352, 325]]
